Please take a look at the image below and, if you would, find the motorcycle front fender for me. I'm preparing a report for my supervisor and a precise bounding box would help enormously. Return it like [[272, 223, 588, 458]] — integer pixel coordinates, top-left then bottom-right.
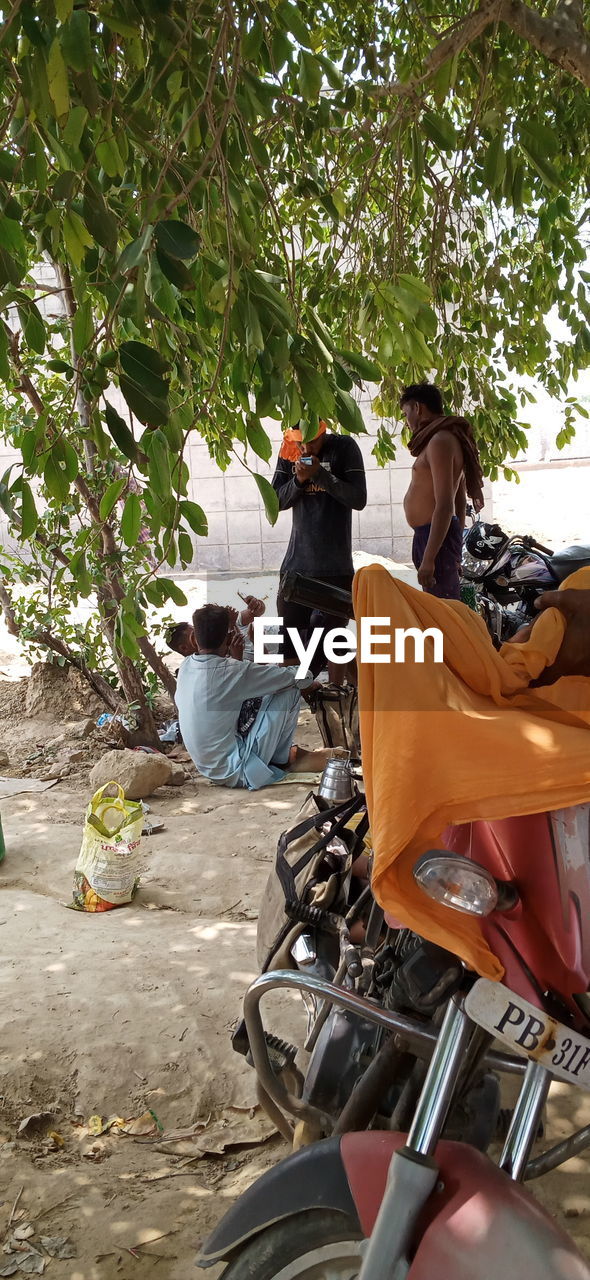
[[342, 1132, 590, 1280], [198, 1137, 359, 1268]]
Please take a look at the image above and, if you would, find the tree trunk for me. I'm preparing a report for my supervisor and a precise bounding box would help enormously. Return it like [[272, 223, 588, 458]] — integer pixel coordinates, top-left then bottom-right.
[[98, 592, 161, 747], [138, 635, 177, 699]]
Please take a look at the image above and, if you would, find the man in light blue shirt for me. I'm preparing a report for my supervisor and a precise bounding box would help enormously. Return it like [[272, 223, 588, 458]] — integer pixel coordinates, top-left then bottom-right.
[[176, 604, 332, 789]]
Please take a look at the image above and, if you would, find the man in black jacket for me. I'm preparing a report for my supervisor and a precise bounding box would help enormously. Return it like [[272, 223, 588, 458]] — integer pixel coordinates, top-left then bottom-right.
[[271, 420, 367, 678]]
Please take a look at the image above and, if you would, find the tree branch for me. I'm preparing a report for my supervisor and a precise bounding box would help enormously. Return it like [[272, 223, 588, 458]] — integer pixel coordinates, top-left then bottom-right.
[[370, 0, 590, 99]]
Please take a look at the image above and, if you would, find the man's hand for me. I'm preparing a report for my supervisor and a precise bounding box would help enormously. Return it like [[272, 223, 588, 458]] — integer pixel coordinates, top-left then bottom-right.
[[241, 594, 265, 624], [228, 626, 245, 661], [294, 455, 320, 484], [418, 558, 436, 591], [533, 588, 590, 684], [227, 606, 239, 630]]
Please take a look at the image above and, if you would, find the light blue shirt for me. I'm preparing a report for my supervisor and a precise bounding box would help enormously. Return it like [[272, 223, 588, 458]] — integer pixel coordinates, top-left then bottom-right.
[[176, 654, 309, 787]]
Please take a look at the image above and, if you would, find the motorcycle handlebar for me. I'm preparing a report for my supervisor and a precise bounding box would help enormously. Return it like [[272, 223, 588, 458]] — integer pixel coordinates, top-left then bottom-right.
[[280, 571, 353, 620]]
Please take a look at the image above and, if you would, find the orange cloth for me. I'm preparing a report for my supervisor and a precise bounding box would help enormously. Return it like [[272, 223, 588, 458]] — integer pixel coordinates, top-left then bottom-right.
[[279, 419, 327, 462], [354, 564, 590, 981]]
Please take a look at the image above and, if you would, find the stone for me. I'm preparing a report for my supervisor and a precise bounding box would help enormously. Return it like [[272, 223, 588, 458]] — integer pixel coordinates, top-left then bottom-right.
[[70, 718, 97, 740], [0, 750, 9, 768], [89, 749, 173, 799], [64, 749, 85, 763], [165, 761, 187, 786]]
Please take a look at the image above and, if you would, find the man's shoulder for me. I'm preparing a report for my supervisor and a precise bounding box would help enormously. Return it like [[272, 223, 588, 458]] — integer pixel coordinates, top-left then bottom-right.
[[427, 429, 463, 456]]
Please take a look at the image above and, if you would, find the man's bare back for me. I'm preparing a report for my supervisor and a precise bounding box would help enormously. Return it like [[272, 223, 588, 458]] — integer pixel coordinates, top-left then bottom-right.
[[403, 431, 464, 529]]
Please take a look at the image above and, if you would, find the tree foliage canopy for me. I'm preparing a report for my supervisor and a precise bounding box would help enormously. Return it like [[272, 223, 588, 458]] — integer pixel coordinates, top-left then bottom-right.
[[0, 0, 588, 729]]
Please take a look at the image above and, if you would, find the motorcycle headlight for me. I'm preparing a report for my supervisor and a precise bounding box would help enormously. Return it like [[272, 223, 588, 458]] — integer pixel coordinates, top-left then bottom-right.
[[413, 851, 498, 916]]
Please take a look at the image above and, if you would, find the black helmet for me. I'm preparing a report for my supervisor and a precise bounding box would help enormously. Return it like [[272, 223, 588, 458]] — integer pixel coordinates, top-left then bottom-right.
[[464, 522, 507, 561]]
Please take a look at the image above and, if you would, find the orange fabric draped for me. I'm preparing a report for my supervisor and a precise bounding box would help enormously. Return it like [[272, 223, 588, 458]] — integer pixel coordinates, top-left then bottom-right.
[[353, 564, 590, 980]]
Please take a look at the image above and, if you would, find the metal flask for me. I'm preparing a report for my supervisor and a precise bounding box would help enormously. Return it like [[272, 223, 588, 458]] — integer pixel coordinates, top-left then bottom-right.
[[318, 752, 355, 802]]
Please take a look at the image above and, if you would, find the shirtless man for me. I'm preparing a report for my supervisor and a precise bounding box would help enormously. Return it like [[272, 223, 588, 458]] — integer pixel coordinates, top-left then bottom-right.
[[401, 382, 484, 599]]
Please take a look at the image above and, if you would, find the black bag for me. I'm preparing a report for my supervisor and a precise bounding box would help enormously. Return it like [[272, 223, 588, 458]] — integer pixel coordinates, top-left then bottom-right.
[[256, 789, 368, 972], [307, 684, 361, 760]]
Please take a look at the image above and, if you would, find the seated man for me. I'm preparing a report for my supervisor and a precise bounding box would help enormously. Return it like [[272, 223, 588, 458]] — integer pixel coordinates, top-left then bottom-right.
[[175, 603, 336, 789]]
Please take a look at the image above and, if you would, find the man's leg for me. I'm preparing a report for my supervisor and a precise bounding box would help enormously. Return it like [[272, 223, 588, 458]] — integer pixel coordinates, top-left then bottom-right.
[[248, 685, 337, 773], [412, 520, 462, 600], [308, 574, 355, 682]]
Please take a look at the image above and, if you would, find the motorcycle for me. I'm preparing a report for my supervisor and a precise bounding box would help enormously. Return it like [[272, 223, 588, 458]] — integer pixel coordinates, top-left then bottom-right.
[[461, 512, 590, 645], [232, 574, 502, 1153], [200, 801, 590, 1279]]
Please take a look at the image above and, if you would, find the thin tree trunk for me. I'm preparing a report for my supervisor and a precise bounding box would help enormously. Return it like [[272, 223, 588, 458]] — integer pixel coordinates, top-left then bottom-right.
[[138, 635, 177, 699]]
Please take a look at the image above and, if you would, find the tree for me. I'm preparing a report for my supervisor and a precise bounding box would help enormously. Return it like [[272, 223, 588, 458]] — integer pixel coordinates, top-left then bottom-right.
[[0, 0, 588, 737]]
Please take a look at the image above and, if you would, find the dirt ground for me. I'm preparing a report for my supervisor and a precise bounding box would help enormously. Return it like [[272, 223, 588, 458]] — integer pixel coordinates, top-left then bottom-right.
[[1, 658, 590, 1278]]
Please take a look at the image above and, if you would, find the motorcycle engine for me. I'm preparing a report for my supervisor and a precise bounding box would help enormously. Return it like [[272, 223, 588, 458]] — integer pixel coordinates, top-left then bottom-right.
[[374, 931, 463, 1015]]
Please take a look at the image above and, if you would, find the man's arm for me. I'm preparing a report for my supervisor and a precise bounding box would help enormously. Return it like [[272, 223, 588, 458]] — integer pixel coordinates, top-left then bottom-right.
[[309, 439, 367, 510], [419, 433, 461, 590], [272, 456, 306, 510]]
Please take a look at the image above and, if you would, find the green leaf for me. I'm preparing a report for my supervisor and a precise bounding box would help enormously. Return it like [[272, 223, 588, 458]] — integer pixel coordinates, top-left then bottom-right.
[[178, 530, 194, 565], [99, 477, 126, 521], [61, 10, 92, 71], [63, 209, 94, 268], [145, 428, 171, 501], [254, 473, 279, 525], [153, 220, 200, 260], [20, 481, 38, 539], [120, 376, 168, 427], [17, 301, 46, 355], [96, 135, 125, 178], [82, 181, 118, 253], [484, 133, 506, 192], [519, 141, 560, 190], [119, 337, 168, 381], [117, 226, 153, 274], [294, 361, 336, 418], [158, 577, 188, 607], [46, 38, 70, 122], [336, 349, 381, 382], [62, 103, 87, 151], [180, 499, 208, 536], [298, 51, 322, 103], [422, 110, 457, 151], [0, 216, 26, 260], [44, 453, 69, 504], [246, 417, 272, 462], [155, 247, 195, 291], [0, 150, 18, 182], [72, 298, 94, 353], [55, 0, 74, 20], [0, 323, 10, 383], [277, 0, 311, 49], [52, 169, 77, 201], [334, 387, 367, 434], [104, 404, 138, 462], [121, 492, 141, 546]]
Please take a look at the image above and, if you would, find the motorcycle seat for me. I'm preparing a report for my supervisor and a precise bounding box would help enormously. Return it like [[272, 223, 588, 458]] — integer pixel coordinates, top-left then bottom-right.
[[550, 544, 590, 582]]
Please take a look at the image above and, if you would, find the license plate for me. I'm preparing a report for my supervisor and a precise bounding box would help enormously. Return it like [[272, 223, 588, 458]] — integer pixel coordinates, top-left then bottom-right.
[[465, 979, 590, 1090]]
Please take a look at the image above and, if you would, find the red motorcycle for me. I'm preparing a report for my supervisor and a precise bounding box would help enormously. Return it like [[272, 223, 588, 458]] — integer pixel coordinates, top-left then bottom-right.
[[199, 801, 590, 1279]]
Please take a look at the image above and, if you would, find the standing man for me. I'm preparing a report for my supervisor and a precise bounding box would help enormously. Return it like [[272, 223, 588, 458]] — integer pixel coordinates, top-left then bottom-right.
[[401, 382, 484, 600], [272, 419, 367, 677]]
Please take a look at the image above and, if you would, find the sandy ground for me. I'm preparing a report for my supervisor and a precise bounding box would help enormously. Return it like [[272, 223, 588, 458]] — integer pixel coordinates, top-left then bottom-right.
[[1, 622, 590, 1275]]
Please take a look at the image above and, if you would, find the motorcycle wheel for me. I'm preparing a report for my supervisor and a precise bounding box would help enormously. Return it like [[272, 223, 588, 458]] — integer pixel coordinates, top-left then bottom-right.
[[220, 1209, 363, 1279]]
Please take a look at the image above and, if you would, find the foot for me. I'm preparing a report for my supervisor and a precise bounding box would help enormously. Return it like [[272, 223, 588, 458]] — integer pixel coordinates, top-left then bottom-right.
[[534, 588, 590, 684], [287, 745, 338, 773]]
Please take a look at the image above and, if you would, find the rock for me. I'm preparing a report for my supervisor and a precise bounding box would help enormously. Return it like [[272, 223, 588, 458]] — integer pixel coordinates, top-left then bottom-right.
[[46, 733, 67, 751], [37, 766, 63, 782], [64, 749, 85, 763], [165, 761, 187, 786], [75, 717, 98, 739], [0, 750, 9, 768], [89, 749, 173, 799]]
